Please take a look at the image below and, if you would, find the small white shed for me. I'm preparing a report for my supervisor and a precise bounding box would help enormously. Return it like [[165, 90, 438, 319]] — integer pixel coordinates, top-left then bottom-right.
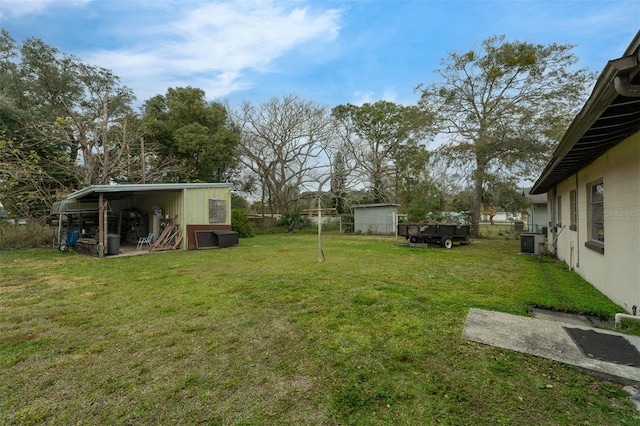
[[353, 203, 400, 234], [524, 190, 548, 233]]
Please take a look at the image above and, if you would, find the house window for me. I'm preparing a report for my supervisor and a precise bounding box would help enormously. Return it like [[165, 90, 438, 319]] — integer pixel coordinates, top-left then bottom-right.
[[557, 196, 562, 227], [569, 190, 577, 231], [585, 180, 604, 253]]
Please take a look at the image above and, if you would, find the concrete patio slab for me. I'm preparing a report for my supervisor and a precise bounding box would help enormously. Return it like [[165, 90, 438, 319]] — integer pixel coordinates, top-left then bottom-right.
[[462, 308, 640, 385]]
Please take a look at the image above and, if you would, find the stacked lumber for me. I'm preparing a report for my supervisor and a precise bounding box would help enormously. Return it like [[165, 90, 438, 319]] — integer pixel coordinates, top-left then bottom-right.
[[149, 216, 183, 251]]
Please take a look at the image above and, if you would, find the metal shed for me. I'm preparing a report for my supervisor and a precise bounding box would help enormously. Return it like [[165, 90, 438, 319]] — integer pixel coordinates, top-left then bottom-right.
[[523, 190, 548, 233], [53, 183, 233, 256], [352, 203, 401, 235]]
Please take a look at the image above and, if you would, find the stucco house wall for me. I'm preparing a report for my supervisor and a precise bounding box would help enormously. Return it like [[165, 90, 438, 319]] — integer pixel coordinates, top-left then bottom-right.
[[531, 30, 640, 313], [551, 133, 639, 311]]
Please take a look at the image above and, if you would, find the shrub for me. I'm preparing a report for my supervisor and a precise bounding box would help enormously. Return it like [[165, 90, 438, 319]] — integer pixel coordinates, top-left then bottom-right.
[[276, 211, 312, 232], [231, 208, 255, 238], [0, 220, 54, 249]]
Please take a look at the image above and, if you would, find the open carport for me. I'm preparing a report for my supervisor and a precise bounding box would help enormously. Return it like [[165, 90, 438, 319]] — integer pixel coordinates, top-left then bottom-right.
[[52, 183, 233, 257]]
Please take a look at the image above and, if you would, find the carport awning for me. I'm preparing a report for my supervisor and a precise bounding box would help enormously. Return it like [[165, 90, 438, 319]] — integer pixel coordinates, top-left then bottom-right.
[[51, 200, 110, 215], [63, 183, 233, 202]]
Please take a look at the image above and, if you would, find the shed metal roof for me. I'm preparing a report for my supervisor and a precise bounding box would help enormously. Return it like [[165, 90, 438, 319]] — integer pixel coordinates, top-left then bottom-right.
[[530, 31, 640, 194], [65, 183, 233, 201], [523, 190, 547, 205], [352, 203, 401, 209]]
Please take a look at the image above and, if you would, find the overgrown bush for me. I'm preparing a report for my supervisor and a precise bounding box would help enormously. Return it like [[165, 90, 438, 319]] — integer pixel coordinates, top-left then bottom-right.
[[0, 221, 54, 249], [276, 211, 312, 232], [231, 208, 255, 238]]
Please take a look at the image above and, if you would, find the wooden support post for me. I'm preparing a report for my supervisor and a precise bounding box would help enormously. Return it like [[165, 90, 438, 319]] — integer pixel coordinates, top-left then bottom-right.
[[98, 192, 104, 258], [318, 198, 323, 262]]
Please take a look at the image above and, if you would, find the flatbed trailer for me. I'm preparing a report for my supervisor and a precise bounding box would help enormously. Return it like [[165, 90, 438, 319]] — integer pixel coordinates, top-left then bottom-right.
[[397, 223, 471, 249]]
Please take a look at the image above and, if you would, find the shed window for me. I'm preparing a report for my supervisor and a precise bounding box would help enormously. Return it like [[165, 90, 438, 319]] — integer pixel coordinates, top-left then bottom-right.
[[209, 199, 226, 223]]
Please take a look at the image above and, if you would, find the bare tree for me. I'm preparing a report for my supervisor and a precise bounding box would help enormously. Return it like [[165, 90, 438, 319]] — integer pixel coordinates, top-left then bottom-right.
[[233, 94, 335, 215]]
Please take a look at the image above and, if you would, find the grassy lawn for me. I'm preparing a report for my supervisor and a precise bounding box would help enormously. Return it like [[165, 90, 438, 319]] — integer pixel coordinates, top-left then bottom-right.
[[1, 233, 638, 425]]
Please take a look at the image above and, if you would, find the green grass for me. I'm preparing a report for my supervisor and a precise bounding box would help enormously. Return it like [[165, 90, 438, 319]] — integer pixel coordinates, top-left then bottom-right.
[[1, 234, 638, 425]]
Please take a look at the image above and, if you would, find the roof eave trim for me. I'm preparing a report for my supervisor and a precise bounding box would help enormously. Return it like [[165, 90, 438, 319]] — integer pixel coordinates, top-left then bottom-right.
[[530, 31, 640, 195], [65, 183, 233, 200], [530, 67, 617, 194]]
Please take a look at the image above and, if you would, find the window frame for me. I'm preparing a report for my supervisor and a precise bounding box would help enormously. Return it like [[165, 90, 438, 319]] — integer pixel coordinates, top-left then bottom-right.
[[585, 180, 604, 254], [556, 195, 562, 228], [569, 190, 577, 231]]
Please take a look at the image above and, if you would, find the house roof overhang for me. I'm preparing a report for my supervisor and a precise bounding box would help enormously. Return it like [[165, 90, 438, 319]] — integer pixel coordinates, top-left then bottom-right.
[[530, 31, 640, 195], [64, 183, 233, 202]]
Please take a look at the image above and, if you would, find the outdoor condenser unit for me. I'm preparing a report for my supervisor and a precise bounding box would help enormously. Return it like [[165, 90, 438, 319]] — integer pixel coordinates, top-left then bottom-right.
[[521, 233, 546, 255]]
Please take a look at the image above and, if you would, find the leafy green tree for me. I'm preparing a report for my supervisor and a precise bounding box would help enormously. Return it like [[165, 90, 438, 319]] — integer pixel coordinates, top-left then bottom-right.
[[142, 87, 239, 183], [19, 36, 134, 186], [0, 102, 72, 219], [450, 190, 473, 214], [393, 141, 444, 220], [0, 31, 73, 218], [332, 100, 433, 204], [404, 180, 445, 222], [417, 35, 593, 233], [482, 176, 529, 224], [329, 151, 349, 214], [1, 30, 135, 218], [231, 193, 250, 210]]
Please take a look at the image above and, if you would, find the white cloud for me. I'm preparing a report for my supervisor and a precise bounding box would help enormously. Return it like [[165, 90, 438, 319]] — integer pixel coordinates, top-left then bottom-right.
[[0, 0, 91, 18], [351, 91, 375, 106], [84, 1, 342, 102], [350, 88, 402, 106], [380, 88, 398, 103]]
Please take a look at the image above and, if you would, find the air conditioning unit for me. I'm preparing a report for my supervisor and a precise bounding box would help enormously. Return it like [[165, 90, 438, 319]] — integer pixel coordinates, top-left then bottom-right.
[[521, 233, 546, 255]]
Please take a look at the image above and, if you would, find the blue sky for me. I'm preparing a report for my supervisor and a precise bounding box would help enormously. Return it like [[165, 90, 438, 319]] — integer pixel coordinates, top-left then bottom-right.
[[1, 0, 638, 108]]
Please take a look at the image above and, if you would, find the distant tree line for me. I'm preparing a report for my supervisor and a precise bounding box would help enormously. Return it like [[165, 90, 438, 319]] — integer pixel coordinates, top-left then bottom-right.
[[0, 30, 593, 228]]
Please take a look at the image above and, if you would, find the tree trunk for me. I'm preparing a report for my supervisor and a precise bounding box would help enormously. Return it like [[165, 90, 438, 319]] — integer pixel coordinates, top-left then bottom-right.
[[101, 94, 109, 184], [471, 164, 485, 237]]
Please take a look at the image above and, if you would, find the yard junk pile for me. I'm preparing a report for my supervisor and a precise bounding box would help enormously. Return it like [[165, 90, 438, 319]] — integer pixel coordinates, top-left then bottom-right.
[[59, 228, 80, 252], [149, 216, 183, 251], [397, 223, 471, 248]]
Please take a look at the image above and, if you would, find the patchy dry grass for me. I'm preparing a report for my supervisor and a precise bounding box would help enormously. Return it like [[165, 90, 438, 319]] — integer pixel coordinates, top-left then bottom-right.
[[0, 235, 637, 425], [0, 222, 54, 249]]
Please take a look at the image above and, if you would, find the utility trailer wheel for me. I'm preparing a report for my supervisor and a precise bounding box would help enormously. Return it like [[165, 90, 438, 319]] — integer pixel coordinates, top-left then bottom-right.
[[441, 238, 453, 249]]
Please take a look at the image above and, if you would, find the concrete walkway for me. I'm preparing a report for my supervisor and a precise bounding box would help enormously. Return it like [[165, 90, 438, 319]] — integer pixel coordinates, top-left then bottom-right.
[[462, 308, 640, 385]]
